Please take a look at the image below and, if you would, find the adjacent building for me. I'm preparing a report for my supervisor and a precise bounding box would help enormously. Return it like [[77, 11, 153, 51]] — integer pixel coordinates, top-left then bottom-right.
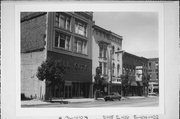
[[120, 52, 149, 96], [148, 58, 159, 94], [21, 12, 94, 100], [92, 25, 123, 95]]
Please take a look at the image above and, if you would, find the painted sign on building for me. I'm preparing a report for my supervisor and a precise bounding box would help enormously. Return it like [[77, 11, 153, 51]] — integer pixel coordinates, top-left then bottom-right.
[[135, 66, 143, 81]]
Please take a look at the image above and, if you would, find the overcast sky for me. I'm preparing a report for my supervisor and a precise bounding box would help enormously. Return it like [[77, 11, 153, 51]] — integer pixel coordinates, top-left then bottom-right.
[[93, 12, 159, 58]]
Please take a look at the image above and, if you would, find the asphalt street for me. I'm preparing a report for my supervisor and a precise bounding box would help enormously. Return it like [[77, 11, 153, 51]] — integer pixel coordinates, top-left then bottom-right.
[[22, 96, 159, 108]]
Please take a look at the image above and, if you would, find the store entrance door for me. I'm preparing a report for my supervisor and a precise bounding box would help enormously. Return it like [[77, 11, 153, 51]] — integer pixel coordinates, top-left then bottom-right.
[[64, 81, 72, 98]]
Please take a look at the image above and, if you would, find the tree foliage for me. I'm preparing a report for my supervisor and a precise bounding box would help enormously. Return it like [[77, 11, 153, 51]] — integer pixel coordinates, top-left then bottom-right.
[[94, 67, 103, 90], [142, 73, 150, 87], [36, 59, 66, 87], [94, 67, 105, 99]]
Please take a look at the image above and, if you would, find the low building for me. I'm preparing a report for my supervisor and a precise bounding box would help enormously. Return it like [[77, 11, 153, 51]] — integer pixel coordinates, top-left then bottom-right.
[[121, 52, 149, 96]]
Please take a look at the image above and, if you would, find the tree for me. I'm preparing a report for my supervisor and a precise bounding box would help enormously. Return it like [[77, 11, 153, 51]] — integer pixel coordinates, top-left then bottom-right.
[[94, 67, 103, 99], [142, 73, 150, 96], [120, 74, 129, 96], [36, 59, 65, 101]]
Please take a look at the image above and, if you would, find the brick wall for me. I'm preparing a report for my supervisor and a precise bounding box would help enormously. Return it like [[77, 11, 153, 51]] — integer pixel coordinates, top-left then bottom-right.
[[21, 12, 47, 53], [21, 12, 47, 100]]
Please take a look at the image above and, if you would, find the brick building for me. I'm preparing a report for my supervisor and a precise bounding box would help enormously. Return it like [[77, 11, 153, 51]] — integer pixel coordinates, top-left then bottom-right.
[[148, 58, 159, 94], [21, 12, 94, 100], [92, 25, 123, 95], [120, 52, 149, 96]]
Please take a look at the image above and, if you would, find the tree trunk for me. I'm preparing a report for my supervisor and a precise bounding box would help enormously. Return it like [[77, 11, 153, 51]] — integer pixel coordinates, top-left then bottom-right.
[[94, 90, 98, 100]]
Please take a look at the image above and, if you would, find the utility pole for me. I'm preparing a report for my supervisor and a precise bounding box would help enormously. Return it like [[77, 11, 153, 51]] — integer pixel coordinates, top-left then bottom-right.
[[109, 49, 113, 95], [115, 50, 125, 96]]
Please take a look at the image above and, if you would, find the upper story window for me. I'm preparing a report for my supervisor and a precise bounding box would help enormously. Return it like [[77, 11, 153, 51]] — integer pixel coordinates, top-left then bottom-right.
[[75, 20, 87, 37], [55, 31, 71, 51], [99, 62, 107, 75], [99, 46, 103, 58], [155, 62, 158, 68], [148, 62, 151, 68], [74, 38, 87, 55], [111, 46, 115, 60], [55, 13, 71, 31], [112, 63, 115, 76], [117, 64, 120, 76], [99, 45, 107, 59]]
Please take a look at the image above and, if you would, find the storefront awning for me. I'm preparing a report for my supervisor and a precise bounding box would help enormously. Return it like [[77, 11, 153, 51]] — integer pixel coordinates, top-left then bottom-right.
[[137, 82, 143, 86], [130, 81, 137, 86]]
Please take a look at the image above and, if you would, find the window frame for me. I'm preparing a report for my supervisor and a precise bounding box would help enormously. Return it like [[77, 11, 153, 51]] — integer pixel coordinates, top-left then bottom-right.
[[55, 12, 71, 31], [54, 31, 71, 51], [75, 20, 87, 37], [74, 37, 87, 55]]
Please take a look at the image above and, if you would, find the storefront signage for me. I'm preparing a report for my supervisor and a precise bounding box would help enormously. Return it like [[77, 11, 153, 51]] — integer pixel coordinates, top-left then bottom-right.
[[65, 81, 72, 86], [135, 66, 142, 81]]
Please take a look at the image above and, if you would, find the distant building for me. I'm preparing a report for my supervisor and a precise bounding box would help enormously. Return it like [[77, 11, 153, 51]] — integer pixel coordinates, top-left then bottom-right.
[[148, 58, 159, 94], [121, 52, 149, 96], [92, 25, 123, 95], [21, 12, 94, 100]]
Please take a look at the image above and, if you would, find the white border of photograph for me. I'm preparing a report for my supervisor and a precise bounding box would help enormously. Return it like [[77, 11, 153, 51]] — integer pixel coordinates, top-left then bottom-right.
[[2, 1, 179, 119], [13, 2, 164, 116]]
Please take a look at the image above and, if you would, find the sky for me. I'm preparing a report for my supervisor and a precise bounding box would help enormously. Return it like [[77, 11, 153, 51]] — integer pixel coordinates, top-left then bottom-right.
[[93, 12, 159, 58]]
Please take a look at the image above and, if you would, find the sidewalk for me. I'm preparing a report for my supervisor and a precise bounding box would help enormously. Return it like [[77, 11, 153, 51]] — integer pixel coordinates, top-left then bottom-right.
[[21, 99, 51, 106], [21, 98, 96, 106], [52, 98, 95, 103], [21, 96, 154, 106]]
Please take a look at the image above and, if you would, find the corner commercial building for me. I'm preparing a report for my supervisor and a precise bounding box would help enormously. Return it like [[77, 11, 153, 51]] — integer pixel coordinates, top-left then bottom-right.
[[21, 12, 94, 100]]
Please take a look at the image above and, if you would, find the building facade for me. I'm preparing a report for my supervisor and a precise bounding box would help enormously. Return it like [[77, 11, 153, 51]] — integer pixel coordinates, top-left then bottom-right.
[[92, 25, 123, 95], [121, 52, 149, 96], [148, 58, 159, 94], [21, 12, 94, 100]]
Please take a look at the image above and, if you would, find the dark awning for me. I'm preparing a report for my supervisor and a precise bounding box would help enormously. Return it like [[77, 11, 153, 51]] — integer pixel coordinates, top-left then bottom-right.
[[137, 82, 143, 86]]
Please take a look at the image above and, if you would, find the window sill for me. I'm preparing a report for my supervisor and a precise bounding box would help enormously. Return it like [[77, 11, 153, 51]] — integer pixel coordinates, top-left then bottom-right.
[[74, 51, 88, 56], [54, 47, 72, 53], [55, 26, 72, 33], [98, 57, 107, 60], [74, 33, 88, 40]]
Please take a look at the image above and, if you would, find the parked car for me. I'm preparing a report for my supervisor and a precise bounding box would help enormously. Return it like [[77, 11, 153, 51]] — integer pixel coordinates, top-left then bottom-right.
[[104, 92, 121, 101], [148, 92, 158, 96]]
